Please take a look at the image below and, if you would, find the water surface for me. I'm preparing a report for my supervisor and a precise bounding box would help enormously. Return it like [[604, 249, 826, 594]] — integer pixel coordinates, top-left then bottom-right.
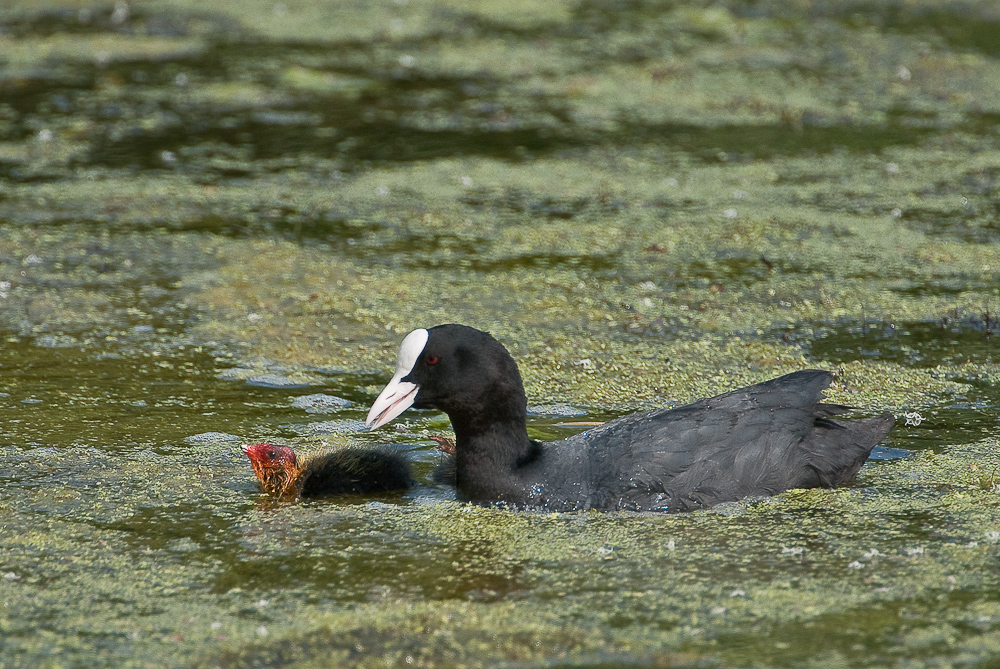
[[2, 0, 1000, 666]]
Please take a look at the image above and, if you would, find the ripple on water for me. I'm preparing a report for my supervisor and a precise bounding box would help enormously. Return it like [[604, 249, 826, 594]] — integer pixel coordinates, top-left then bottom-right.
[[291, 393, 353, 413], [527, 403, 588, 417], [245, 373, 315, 389], [287, 419, 369, 436], [183, 432, 244, 444]]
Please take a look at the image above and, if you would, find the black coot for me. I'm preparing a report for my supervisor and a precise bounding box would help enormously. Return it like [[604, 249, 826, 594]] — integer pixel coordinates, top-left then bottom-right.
[[366, 324, 894, 512]]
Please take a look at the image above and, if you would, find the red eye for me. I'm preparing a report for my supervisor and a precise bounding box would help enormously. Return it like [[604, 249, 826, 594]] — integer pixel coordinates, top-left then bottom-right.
[[425, 354, 439, 365]]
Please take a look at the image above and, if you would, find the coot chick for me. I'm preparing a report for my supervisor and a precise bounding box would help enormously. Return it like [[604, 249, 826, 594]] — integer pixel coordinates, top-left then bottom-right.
[[366, 324, 895, 512], [241, 443, 413, 499]]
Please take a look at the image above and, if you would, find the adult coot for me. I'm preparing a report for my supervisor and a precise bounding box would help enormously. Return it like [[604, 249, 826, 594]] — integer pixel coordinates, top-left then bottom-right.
[[366, 324, 894, 512], [241, 443, 413, 499]]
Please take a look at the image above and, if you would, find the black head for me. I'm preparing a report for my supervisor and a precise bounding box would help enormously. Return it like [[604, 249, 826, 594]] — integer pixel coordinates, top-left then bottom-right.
[[366, 324, 526, 431]]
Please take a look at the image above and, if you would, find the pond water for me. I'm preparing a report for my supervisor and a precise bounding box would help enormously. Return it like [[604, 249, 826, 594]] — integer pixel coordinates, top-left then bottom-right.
[[3, 327, 999, 668], [2, 0, 1000, 667]]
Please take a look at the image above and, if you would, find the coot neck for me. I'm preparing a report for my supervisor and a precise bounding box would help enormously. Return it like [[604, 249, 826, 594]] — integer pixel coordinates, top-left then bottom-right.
[[446, 393, 536, 501]]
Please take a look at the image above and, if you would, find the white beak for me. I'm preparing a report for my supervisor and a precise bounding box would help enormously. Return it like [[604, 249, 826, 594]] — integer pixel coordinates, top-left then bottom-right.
[[365, 376, 419, 430], [365, 329, 428, 430]]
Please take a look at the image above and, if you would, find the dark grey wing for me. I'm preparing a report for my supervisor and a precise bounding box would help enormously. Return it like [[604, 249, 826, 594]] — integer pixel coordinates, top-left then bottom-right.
[[577, 371, 890, 511]]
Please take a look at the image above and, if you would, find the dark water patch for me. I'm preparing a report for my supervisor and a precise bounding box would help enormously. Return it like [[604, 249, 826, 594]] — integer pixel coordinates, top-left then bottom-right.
[[283, 222, 622, 272], [456, 252, 620, 274], [1, 36, 939, 181], [891, 402, 1000, 454], [681, 256, 777, 289], [460, 188, 626, 220], [526, 413, 622, 443], [717, 588, 1000, 668], [642, 252, 820, 293], [820, 1, 1000, 56], [0, 7, 118, 38], [0, 35, 951, 189], [0, 75, 95, 131], [883, 509, 945, 541], [870, 445, 912, 460], [83, 100, 936, 177], [0, 5, 241, 40], [896, 163, 1000, 242], [890, 279, 995, 297], [629, 120, 934, 163], [85, 108, 573, 173], [571, 0, 726, 41], [788, 317, 1000, 368], [0, 163, 74, 184], [0, 18, 226, 119], [222, 209, 380, 245], [958, 164, 1000, 200], [966, 111, 1000, 135], [906, 187, 1000, 243], [0, 338, 393, 449], [3, 0, 995, 196], [67, 39, 575, 170], [776, 317, 1000, 452], [901, 210, 1000, 244]]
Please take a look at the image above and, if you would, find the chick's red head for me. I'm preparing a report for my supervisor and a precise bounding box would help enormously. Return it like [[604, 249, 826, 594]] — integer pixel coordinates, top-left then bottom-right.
[[241, 442, 301, 498], [241, 442, 298, 467]]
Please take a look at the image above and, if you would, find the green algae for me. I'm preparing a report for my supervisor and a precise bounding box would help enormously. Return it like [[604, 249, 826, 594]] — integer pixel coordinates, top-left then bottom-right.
[[2, 0, 1000, 666], [6, 422, 1000, 668]]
